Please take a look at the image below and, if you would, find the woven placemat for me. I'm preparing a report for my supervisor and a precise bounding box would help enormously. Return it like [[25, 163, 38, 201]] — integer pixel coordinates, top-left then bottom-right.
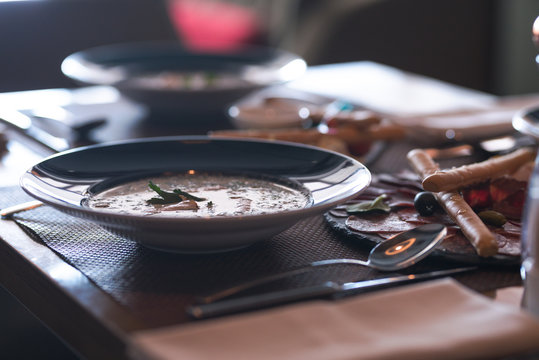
[[0, 141, 524, 327], [0, 184, 522, 328]]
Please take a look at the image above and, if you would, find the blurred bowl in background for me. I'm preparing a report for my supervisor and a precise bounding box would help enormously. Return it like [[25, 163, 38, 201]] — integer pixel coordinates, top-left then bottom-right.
[[61, 41, 306, 119], [228, 100, 311, 129], [227, 87, 331, 129]]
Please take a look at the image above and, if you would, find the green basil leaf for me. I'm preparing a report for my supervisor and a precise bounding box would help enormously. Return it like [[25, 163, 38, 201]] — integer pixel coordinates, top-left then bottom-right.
[[346, 194, 390, 214], [147, 181, 206, 205]]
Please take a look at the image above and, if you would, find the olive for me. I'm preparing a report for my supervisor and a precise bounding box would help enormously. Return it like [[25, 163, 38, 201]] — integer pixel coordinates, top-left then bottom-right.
[[414, 191, 439, 216], [478, 210, 506, 227]]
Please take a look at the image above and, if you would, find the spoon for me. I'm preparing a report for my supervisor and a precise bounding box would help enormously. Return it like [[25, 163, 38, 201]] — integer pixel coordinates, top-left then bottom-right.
[[200, 223, 447, 304]]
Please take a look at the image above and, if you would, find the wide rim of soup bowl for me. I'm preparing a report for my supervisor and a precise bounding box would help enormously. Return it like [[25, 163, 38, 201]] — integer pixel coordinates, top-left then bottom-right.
[[20, 136, 371, 253]]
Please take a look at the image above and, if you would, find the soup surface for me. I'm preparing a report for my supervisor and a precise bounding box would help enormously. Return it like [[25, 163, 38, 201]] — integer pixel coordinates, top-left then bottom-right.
[[127, 71, 251, 91], [87, 173, 310, 217]]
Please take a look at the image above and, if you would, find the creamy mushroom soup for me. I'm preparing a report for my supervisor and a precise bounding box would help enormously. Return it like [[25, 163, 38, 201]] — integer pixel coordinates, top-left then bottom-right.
[[87, 173, 311, 217], [127, 71, 252, 91]]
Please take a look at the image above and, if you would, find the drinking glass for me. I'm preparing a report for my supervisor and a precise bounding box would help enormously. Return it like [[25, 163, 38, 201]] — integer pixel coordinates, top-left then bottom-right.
[[521, 156, 539, 317]]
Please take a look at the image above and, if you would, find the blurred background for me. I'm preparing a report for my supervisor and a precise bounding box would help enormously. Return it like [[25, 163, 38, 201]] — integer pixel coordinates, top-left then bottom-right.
[[0, 0, 538, 96], [0, 0, 538, 358]]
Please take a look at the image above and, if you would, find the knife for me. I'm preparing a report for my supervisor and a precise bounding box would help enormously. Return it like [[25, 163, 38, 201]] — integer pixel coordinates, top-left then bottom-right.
[[186, 266, 476, 319], [0, 108, 105, 155], [0, 108, 68, 155]]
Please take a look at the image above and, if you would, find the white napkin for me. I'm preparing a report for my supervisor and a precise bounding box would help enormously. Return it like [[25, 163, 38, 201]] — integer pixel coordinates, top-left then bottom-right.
[[286, 62, 497, 116], [130, 279, 539, 360], [392, 107, 537, 144]]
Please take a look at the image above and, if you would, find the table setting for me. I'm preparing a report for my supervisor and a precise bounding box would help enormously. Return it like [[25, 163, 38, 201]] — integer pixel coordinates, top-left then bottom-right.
[[2, 34, 539, 360]]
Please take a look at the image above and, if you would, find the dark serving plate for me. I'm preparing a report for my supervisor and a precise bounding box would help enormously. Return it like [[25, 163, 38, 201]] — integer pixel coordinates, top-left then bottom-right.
[[20, 136, 370, 253], [324, 173, 521, 266], [324, 212, 519, 266]]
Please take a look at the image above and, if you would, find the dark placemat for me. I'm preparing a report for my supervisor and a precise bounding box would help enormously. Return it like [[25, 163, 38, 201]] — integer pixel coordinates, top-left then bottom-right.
[[0, 184, 522, 328], [0, 140, 525, 328]]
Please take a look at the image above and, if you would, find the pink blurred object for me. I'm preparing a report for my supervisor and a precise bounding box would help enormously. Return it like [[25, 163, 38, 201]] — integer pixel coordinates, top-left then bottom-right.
[[168, 0, 263, 51], [534, 15, 539, 49], [533, 16, 539, 47]]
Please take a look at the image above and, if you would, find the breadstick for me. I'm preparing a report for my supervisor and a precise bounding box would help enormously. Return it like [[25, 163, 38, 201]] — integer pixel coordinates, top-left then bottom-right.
[[362, 124, 407, 141], [407, 149, 498, 257], [422, 147, 536, 192], [209, 128, 322, 144], [407, 149, 440, 178], [211, 123, 405, 146], [328, 124, 406, 143], [436, 192, 498, 257]]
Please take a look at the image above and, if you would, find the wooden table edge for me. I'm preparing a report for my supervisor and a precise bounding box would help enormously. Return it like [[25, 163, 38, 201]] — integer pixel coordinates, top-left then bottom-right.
[[0, 219, 147, 359]]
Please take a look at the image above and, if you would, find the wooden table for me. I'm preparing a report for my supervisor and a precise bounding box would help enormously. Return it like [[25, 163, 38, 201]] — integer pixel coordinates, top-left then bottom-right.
[[0, 62, 537, 359]]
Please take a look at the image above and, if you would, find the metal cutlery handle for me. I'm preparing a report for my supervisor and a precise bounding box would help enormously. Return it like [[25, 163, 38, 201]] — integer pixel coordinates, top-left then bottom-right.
[[188, 267, 476, 319], [188, 282, 338, 319], [199, 258, 370, 304]]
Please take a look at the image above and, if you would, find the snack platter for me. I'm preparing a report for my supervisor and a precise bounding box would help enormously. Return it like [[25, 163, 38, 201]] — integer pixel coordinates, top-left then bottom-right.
[[325, 146, 537, 266], [325, 172, 521, 265]]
